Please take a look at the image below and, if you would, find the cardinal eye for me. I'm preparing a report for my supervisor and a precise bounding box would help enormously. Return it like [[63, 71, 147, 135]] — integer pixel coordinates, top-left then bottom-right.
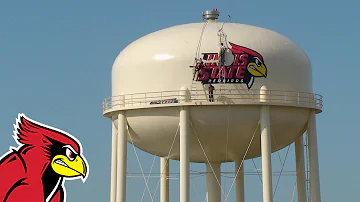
[[255, 57, 262, 66], [65, 148, 76, 161]]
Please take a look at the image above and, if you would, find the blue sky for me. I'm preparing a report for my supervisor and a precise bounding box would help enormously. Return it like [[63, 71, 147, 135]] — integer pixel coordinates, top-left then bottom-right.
[[0, 0, 359, 201]]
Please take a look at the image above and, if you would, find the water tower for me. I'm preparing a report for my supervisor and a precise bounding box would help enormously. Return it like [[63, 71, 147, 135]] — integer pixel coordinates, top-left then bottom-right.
[[102, 9, 323, 202]]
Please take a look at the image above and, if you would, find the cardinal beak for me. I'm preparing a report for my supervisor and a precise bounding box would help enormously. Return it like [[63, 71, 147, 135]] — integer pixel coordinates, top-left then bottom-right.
[[247, 62, 267, 78], [51, 154, 88, 181]]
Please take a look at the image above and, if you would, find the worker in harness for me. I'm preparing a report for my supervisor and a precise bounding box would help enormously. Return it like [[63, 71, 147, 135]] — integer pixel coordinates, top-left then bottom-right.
[[219, 42, 227, 66], [193, 58, 205, 81]]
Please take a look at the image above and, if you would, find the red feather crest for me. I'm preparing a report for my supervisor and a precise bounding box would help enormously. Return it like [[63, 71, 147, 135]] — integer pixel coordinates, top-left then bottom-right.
[[229, 42, 264, 61], [13, 114, 80, 154]]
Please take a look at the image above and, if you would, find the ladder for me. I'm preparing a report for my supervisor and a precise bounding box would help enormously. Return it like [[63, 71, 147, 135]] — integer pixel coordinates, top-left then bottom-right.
[[190, 84, 197, 101], [304, 133, 311, 202]]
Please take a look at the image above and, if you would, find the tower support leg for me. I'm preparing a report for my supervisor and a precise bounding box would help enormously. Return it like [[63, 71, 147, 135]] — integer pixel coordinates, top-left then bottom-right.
[[206, 162, 221, 202], [260, 86, 273, 202], [180, 106, 190, 202], [295, 135, 307, 202], [235, 160, 245, 202], [116, 112, 127, 202], [110, 115, 118, 202], [307, 110, 322, 202], [160, 157, 169, 202]]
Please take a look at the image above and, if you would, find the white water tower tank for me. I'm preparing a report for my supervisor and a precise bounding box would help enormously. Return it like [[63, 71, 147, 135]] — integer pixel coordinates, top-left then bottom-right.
[[103, 9, 323, 202], [107, 15, 320, 162]]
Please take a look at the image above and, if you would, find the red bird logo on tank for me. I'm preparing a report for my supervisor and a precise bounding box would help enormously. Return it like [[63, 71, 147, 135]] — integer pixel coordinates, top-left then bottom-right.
[[194, 42, 267, 89], [0, 114, 89, 202]]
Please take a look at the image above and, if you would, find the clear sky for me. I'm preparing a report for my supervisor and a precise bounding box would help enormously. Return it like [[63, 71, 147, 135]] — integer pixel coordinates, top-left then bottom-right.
[[0, 0, 359, 201]]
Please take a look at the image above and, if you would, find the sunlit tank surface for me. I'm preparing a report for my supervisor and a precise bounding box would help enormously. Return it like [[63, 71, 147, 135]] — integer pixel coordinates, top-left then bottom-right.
[[103, 22, 322, 162]]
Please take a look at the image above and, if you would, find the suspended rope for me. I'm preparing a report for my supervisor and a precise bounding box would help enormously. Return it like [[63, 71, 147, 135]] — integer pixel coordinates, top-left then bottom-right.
[[216, 14, 231, 48], [127, 127, 154, 202], [224, 122, 260, 202], [194, 13, 231, 65], [192, 14, 231, 93], [216, 15, 231, 88], [151, 124, 180, 199], [217, 14, 231, 34], [190, 121, 227, 198], [194, 21, 208, 65], [191, 21, 208, 95]]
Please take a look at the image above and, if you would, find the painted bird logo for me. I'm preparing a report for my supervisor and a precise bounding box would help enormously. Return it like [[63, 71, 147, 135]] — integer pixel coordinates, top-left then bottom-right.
[[195, 42, 267, 89], [228, 42, 267, 89], [0, 114, 89, 202]]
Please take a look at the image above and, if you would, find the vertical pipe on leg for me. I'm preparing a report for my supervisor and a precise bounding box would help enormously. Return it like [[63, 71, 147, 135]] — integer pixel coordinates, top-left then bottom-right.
[[116, 111, 127, 202], [260, 86, 273, 202], [179, 87, 190, 202], [110, 115, 118, 202], [160, 157, 169, 202], [295, 135, 307, 202], [180, 106, 190, 202], [235, 160, 245, 202], [307, 110, 321, 202], [206, 162, 221, 202]]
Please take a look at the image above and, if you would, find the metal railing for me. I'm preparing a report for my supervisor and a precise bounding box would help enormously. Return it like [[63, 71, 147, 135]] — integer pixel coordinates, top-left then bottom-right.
[[102, 89, 323, 113]]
